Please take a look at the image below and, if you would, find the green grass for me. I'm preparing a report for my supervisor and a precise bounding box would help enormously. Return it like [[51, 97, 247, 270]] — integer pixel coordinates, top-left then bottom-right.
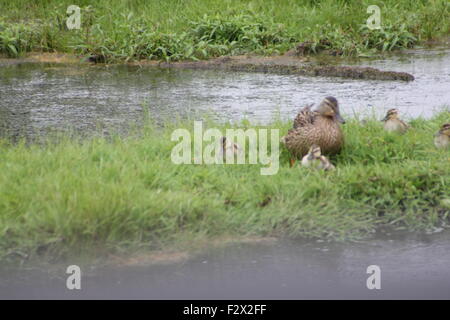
[[0, 111, 449, 263], [0, 0, 449, 61]]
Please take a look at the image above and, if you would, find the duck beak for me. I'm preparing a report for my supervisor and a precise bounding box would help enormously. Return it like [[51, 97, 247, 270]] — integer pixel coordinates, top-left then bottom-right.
[[381, 115, 389, 122], [336, 113, 346, 124]]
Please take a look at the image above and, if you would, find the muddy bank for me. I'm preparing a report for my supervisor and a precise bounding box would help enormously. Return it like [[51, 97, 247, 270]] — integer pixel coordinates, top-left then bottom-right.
[[0, 52, 414, 81], [156, 55, 415, 81], [0, 236, 278, 271], [0, 53, 80, 66]]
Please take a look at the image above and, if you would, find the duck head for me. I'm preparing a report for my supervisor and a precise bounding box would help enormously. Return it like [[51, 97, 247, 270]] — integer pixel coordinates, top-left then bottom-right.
[[382, 108, 399, 122], [316, 96, 345, 124], [435, 123, 450, 137]]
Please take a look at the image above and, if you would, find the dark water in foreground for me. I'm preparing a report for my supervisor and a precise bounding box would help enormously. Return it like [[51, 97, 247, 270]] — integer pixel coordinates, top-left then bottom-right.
[[1, 230, 449, 299], [0, 47, 449, 140]]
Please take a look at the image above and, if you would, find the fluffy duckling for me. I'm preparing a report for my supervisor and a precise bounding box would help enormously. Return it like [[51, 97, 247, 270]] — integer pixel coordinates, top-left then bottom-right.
[[434, 123, 450, 149], [382, 108, 409, 133], [301, 144, 335, 171], [219, 136, 242, 161], [281, 96, 345, 164]]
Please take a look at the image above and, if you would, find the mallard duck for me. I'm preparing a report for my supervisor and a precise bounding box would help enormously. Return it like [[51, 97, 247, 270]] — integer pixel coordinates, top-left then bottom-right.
[[301, 144, 335, 171], [382, 108, 409, 133], [219, 136, 242, 161], [434, 123, 450, 149], [281, 96, 345, 164]]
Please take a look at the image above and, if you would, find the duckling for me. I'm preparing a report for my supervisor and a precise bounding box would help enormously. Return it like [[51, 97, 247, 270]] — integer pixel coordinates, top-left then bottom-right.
[[281, 96, 345, 165], [318, 155, 336, 171], [434, 123, 450, 149], [219, 136, 242, 161], [382, 108, 409, 133], [301, 144, 335, 171]]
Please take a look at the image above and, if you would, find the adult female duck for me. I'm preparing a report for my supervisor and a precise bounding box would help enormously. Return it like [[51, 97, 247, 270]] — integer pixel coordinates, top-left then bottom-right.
[[281, 96, 345, 164]]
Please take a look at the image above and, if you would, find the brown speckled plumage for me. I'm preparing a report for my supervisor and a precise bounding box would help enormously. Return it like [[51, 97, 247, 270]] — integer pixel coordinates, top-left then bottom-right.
[[382, 108, 409, 133], [282, 97, 345, 159], [293, 104, 314, 128]]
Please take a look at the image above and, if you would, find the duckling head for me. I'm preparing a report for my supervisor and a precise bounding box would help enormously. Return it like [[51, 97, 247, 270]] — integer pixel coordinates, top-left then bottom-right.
[[307, 144, 322, 160], [316, 96, 345, 124], [435, 123, 450, 137], [382, 108, 399, 122]]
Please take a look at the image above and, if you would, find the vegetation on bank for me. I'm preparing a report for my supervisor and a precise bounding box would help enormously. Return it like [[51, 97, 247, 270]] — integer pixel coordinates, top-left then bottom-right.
[[0, 0, 449, 62], [0, 111, 449, 262]]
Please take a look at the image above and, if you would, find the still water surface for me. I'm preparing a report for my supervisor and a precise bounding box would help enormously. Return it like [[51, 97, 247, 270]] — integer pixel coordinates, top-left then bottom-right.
[[0, 47, 449, 140], [1, 231, 450, 299]]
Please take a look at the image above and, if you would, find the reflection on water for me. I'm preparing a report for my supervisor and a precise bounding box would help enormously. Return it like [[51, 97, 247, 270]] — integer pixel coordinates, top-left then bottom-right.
[[1, 230, 450, 299], [0, 47, 449, 140]]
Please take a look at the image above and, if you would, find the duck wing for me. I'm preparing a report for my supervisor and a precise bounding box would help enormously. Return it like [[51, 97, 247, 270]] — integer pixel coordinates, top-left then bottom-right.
[[293, 104, 316, 129], [281, 104, 315, 146]]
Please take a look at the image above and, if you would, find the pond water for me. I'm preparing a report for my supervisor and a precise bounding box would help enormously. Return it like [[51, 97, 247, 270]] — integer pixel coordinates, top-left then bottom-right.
[[1, 230, 450, 299], [0, 47, 449, 141]]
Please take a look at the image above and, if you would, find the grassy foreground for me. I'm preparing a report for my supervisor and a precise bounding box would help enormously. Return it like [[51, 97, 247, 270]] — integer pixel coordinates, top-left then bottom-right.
[[0, 0, 449, 61], [0, 111, 449, 262]]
